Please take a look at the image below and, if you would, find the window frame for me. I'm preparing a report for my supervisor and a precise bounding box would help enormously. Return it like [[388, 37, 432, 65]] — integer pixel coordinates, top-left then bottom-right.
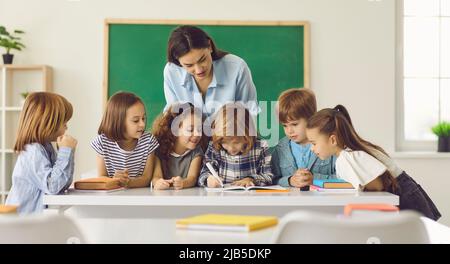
[[396, 0, 445, 151]]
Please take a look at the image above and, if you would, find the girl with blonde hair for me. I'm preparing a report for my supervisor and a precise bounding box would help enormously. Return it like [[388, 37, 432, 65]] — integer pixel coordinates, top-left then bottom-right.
[[6, 92, 77, 214]]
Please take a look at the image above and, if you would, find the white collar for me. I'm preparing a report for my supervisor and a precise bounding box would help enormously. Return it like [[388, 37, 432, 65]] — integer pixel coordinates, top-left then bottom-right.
[[170, 149, 192, 157]]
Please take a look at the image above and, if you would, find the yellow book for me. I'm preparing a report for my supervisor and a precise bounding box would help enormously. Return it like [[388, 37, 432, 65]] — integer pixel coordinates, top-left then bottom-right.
[[176, 214, 278, 232]]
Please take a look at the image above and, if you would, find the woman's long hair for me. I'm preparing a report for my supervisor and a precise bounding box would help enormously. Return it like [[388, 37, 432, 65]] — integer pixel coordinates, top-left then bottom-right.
[[167, 25, 228, 66]]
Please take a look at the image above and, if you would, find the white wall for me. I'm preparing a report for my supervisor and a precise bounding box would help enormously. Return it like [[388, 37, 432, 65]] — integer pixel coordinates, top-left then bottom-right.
[[1, 0, 449, 226]]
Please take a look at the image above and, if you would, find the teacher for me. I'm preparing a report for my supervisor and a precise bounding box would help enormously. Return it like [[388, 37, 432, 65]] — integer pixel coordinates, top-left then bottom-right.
[[163, 25, 258, 118]]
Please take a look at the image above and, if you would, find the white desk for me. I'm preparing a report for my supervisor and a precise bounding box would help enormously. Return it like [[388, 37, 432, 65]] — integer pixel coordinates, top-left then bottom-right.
[[44, 187, 399, 218], [69, 217, 450, 244]]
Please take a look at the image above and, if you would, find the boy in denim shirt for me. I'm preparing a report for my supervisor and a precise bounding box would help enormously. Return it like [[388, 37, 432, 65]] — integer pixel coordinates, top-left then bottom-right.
[[271, 88, 336, 188]]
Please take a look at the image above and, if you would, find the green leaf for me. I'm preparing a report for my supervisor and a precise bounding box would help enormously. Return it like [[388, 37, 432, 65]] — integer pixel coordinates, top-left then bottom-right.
[[0, 26, 25, 52], [432, 121, 450, 137]]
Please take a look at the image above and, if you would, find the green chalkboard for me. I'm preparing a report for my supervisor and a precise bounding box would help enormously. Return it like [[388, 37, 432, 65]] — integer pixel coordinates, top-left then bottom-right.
[[105, 20, 309, 139]]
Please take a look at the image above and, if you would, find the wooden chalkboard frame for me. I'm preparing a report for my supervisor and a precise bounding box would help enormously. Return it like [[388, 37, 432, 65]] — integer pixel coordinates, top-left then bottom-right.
[[103, 19, 310, 109]]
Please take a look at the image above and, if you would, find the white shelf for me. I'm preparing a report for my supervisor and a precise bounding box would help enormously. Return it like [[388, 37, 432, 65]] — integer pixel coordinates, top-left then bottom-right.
[[0, 149, 14, 153], [1, 107, 22, 111]]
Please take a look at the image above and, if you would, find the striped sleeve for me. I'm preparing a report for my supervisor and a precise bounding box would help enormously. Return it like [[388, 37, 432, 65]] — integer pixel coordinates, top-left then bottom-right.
[[90, 134, 104, 156], [147, 133, 160, 154]]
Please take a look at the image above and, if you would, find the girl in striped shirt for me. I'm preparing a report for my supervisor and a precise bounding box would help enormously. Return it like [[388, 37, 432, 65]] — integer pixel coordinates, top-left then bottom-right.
[[199, 103, 273, 188], [151, 102, 204, 190], [91, 92, 159, 188]]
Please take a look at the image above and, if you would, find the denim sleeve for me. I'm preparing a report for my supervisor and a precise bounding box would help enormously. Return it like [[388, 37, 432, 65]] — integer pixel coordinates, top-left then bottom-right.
[[312, 172, 337, 180], [272, 148, 293, 187], [30, 146, 74, 194], [270, 148, 288, 187]]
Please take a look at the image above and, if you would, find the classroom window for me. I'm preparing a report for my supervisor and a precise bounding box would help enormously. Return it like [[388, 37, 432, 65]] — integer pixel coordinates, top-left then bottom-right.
[[400, 0, 450, 148]]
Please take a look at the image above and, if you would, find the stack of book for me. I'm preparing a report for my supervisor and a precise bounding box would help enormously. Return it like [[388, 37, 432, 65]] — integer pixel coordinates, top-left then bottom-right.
[[310, 179, 356, 192]]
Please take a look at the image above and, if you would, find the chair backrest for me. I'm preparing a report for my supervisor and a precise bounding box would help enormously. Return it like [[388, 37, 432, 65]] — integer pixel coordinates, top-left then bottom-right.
[[272, 210, 429, 244], [0, 214, 86, 244]]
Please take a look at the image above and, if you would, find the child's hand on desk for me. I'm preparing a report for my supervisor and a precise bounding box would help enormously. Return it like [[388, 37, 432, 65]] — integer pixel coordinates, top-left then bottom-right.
[[232, 177, 255, 187], [289, 169, 313, 188], [114, 169, 130, 187], [154, 178, 173, 190], [172, 176, 184, 190], [207, 175, 222, 188]]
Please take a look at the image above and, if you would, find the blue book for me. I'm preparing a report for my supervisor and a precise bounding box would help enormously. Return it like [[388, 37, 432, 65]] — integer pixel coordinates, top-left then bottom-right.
[[312, 179, 354, 189]]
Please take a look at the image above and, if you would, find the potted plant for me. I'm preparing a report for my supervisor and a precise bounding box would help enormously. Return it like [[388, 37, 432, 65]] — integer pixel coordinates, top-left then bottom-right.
[[20, 91, 29, 106], [431, 121, 450, 152], [0, 25, 25, 64]]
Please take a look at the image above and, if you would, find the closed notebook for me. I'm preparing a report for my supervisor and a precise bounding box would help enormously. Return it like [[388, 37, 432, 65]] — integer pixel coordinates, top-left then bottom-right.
[[176, 214, 278, 232], [312, 179, 354, 189], [74, 177, 121, 190]]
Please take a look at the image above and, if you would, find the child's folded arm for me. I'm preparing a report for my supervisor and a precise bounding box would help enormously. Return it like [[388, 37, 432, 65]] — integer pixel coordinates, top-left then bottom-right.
[[28, 146, 74, 195]]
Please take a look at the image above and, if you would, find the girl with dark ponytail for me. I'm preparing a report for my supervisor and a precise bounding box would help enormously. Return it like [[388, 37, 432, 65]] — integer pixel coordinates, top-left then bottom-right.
[[306, 105, 441, 220]]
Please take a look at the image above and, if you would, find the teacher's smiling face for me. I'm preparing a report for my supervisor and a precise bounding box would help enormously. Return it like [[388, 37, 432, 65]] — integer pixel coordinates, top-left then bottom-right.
[[178, 47, 213, 81]]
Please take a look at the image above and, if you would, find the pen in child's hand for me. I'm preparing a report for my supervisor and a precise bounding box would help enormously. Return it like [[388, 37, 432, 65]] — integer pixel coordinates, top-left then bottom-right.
[[206, 162, 223, 188]]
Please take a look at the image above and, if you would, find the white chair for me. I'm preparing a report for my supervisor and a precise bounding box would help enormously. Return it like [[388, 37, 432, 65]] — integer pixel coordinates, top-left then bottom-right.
[[0, 214, 86, 244], [272, 210, 429, 244]]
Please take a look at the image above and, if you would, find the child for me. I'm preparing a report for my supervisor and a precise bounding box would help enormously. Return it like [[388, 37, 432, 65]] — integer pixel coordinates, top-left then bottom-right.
[[198, 103, 273, 188], [306, 105, 441, 220], [151, 102, 203, 190], [6, 92, 76, 214], [271, 88, 336, 188], [91, 92, 159, 188]]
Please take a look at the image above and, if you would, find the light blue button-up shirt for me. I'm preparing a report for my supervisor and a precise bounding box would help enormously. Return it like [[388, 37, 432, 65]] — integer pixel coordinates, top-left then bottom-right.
[[163, 54, 258, 117], [6, 143, 74, 214]]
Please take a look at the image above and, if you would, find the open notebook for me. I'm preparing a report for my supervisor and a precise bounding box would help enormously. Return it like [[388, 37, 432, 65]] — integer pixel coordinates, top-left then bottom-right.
[[205, 184, 287, 192], [204, 162, 287, 192]]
